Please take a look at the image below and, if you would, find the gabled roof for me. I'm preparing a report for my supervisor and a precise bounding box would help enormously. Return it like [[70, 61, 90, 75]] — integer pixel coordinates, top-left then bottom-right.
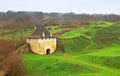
[[28, 25, 53, 38]]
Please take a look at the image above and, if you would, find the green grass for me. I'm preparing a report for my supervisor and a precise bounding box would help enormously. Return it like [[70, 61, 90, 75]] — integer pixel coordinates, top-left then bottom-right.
[[0, 28, 34, 40], [85, 45, 120, 56], [89, 21, 113, 27], [22, 53, 120, 76], [59, 28, 84, 38], [21, 21, 120, 76], [58, 36, 92, 54], [22, 53, 102, 76], [59, 27, 96, 39], [59, 21, 114, 39], [77, 55, 120, 70], [1, 21, 120, 76], [76, 44, 120, 70], [4, 21, 116, 76], [46, 25, 62, 34]]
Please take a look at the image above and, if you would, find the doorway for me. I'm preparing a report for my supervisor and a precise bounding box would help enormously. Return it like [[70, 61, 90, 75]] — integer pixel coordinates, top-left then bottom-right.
[[46, 49, 50, 54]]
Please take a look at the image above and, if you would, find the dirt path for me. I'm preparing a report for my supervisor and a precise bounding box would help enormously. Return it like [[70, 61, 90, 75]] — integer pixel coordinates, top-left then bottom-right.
[[54, 55, 120, 75]]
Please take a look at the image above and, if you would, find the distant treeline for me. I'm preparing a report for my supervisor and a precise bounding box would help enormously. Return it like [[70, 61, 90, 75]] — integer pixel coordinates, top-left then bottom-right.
[[0, 11, 120, 26]]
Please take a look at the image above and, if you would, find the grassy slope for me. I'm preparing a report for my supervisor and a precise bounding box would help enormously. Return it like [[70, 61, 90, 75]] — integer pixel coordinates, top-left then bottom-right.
[[58, 36, 92, 54], [21, 21, 120, 76], [89, 21, 113, 27], [59, 21, 113, 39], [59, 21, 120, 53], [12, 21, 119, 76], [22, 44, 120, 76], [76, 44, 120, 68], [22, 52, 120, 76], [85, 44, 120, 56]]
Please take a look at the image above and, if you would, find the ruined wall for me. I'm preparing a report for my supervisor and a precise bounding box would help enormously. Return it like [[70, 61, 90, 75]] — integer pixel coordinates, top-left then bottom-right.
[[26, 38, 56, 54]]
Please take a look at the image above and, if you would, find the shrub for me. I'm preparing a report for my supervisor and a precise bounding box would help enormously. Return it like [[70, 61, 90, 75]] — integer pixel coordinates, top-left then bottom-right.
[[0, 40, 25, 76], [0, 56, 25, 76]]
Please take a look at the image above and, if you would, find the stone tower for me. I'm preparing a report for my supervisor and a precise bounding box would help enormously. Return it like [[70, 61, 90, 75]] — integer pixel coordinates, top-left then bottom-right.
[[26, 25, 56, 54]]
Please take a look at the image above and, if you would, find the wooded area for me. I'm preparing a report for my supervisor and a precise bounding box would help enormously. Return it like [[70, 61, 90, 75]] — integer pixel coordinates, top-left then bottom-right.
[[0, 11, 119, 41]]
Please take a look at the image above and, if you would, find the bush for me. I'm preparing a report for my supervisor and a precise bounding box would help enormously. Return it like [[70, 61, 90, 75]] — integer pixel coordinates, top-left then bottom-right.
[[0, 40, 25, 76], [0, 56, 25, 76]]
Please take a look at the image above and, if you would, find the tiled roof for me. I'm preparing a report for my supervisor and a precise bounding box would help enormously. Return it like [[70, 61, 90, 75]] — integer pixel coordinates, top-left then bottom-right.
[[29, 25, 53, 38]]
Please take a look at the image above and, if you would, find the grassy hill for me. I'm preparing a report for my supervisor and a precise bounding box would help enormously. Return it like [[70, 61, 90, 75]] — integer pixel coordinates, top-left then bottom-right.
[[22, 49, 120, 76], [59, 21, 113, 39], [20, 21, 120, 76], [1, 21, 120, 76]]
